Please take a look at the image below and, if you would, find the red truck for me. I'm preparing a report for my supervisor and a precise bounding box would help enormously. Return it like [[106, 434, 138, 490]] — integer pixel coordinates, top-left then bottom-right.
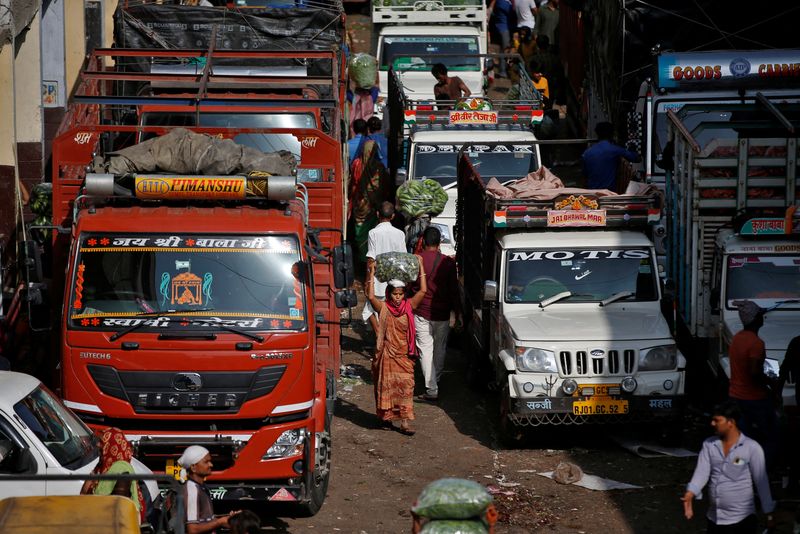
[[41, 44, 351, 514]]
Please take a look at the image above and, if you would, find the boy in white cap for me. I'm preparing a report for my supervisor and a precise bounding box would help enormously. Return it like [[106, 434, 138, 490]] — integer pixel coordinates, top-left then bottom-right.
[[178, 445, 238, 533], [729, 300, 778, 468]]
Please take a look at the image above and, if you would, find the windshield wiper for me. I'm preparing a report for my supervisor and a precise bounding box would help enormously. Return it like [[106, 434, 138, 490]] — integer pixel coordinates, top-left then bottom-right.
[[766, 299, 800, 312], [599, 291, 635, 307], [539, 291, 572, 309], [184, 319, 265, 343], [108, 308, 215, 342]]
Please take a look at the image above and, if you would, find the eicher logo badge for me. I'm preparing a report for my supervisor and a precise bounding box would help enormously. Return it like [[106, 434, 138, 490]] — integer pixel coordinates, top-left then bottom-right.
[[172, 372, 203, 392]]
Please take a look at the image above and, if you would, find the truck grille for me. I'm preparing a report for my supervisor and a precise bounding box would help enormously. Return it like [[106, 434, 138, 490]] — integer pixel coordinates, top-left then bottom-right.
[[558, 350, 636, 377], [87, 365, 286, 414]]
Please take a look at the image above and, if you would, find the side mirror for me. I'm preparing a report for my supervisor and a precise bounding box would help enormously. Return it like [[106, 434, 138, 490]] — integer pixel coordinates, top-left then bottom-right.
[[395, 167, 408, 187], [27, 282, 52, 332], [19, 240, 43, 284], [662, 278, 675, 299], [483, 280, 498, 302], [335, 289, 358, 309], [332, 244, 354, 289], [710, 287, 721, 314]]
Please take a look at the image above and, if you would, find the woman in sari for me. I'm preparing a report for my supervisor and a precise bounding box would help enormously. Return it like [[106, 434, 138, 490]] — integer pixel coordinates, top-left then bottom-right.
[[365, 258, 427, 435], [81, 427, 148, 523], [348, 139, 392, 272]]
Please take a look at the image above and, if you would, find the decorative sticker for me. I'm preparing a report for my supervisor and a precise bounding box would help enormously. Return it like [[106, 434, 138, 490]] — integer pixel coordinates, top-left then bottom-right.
[[73, 263, 85, 310]]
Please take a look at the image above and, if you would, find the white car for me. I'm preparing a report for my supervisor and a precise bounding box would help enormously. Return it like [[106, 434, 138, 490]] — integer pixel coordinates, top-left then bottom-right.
[[0, 371, 156, 499]]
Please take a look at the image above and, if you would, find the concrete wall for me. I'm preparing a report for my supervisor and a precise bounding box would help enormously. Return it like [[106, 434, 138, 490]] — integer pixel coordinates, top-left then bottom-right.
[[0, 12, 43, 248]]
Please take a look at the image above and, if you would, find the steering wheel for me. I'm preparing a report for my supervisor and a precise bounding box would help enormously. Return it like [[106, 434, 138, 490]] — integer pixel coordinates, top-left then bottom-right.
[[430, 166, 456, 177], [523, 277, 568, 301]]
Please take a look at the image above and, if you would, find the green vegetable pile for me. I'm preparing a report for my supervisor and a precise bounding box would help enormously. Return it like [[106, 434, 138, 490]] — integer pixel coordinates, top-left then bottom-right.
[[397, 179, 448, 218], [374, 251, 419, 284], [412, 478, 493, 520], [349, 53, 378, 90], [29, 183, 52, 242], [420, 520, 488, 534]]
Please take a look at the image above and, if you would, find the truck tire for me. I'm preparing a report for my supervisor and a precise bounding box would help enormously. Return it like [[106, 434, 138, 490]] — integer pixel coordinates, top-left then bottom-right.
[[296, 427, 331, 517], [497, 382, 524, 448]]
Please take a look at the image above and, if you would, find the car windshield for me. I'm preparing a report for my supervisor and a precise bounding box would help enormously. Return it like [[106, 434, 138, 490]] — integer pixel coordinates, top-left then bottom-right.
[[69, 234, 307, 332], [413, 144, 538, 187], [381, 36, 480, 71], [14, 386, 97, 470], [505, 248, 658, 304], [726, 254, 800, 309]]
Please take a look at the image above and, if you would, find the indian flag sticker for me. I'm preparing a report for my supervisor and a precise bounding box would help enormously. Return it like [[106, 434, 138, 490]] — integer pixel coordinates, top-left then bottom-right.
[[531, 110, 544, 124], [404, 110, 417, 124]]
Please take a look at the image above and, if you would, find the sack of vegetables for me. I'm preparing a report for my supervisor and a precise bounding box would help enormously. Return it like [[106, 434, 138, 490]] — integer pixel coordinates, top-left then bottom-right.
[[412, 478, 493, 520], [397, 179, 449, 218], [349, 53, 378, 90], [374, 251, 420, 284]]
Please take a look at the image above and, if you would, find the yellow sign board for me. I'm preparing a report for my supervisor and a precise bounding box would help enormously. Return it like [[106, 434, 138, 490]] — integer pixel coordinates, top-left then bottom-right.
[[134, 176, 246, 200]]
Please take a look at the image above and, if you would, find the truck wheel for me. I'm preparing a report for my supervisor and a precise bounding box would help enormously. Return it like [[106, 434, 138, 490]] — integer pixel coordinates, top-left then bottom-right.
[[296, 429, 331, 517], [497, 383, 524, 448]]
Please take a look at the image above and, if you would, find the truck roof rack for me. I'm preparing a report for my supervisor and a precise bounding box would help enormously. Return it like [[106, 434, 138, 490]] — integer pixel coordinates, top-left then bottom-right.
[[491, 195, 662, 229], [373, 0, 485, 24], [458, 153, 662, 229]]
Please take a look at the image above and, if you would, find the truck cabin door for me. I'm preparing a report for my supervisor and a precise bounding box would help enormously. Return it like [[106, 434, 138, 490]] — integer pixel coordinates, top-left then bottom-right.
[[0, 415, 45, 498]]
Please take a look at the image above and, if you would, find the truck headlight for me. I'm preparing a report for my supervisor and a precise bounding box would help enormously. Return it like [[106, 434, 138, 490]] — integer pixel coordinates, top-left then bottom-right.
[[638, 345, 677, 371], [515, 347, 557, 373], [262, 429, 305, 460]]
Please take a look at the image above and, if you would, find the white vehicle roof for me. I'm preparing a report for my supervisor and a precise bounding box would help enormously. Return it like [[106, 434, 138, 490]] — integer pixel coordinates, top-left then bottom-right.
[[719, 231, 800, 255], [379, 25, 482, 36], [0, 372, 40, 406], [412, 129, 537, 143], [500, 231, 654, 250]]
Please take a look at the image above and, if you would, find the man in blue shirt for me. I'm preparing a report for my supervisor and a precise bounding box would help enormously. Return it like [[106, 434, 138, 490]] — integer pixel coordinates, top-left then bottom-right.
[[367, 116, 388, 167], [682, 401, 775, 532], [348, 119, 368, 165], [581, 121, 640, 192], [489, 0, 514, 77]]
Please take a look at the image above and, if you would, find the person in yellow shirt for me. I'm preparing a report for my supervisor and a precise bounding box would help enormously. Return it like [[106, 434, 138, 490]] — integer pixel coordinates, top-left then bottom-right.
[[529, 59, 550, 104]]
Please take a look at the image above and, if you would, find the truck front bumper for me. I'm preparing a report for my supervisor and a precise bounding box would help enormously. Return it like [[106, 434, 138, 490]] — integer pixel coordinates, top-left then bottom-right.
[[508, 395, 685, 426]]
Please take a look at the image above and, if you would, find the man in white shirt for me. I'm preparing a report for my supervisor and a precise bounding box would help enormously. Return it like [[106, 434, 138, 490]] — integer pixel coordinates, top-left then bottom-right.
[[514, 0, 538, 32], [364, 202, 407, 332]]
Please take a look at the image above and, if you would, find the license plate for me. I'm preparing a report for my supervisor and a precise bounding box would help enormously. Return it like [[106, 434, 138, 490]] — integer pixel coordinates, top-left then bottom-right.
[[578, 384, 618, 396], [573, 397, 629, 416]]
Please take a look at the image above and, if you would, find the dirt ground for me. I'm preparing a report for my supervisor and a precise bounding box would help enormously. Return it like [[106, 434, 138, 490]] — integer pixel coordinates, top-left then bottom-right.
[[256, 12, 798, 534]]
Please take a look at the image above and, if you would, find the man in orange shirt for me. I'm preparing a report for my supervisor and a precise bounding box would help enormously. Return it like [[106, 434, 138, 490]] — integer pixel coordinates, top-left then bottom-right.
[[728, 300, 778, 469]]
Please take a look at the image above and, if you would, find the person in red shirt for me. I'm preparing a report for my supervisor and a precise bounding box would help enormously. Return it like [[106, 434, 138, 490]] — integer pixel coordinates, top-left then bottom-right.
[[728, 300, 779, 469], [412, 227, 462, 401]]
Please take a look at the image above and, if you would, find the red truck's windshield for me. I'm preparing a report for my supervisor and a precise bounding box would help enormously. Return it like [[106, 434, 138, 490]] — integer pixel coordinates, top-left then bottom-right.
[[140, 112, 317, 162], [69, 234, 307, 332]]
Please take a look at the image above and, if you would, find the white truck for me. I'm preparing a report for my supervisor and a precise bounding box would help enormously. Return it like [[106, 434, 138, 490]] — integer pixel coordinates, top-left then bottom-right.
[[386, 67, 544, 255], [456, 152, 685, 441], [373, 0, 487, 107], [664, 99, 800, 403]]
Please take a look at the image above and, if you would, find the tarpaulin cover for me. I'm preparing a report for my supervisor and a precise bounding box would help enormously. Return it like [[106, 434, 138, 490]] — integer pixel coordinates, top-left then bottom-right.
[[96, 128, 297, 177], [115, 5, 342, 50], [113, 5, 343, 76]]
